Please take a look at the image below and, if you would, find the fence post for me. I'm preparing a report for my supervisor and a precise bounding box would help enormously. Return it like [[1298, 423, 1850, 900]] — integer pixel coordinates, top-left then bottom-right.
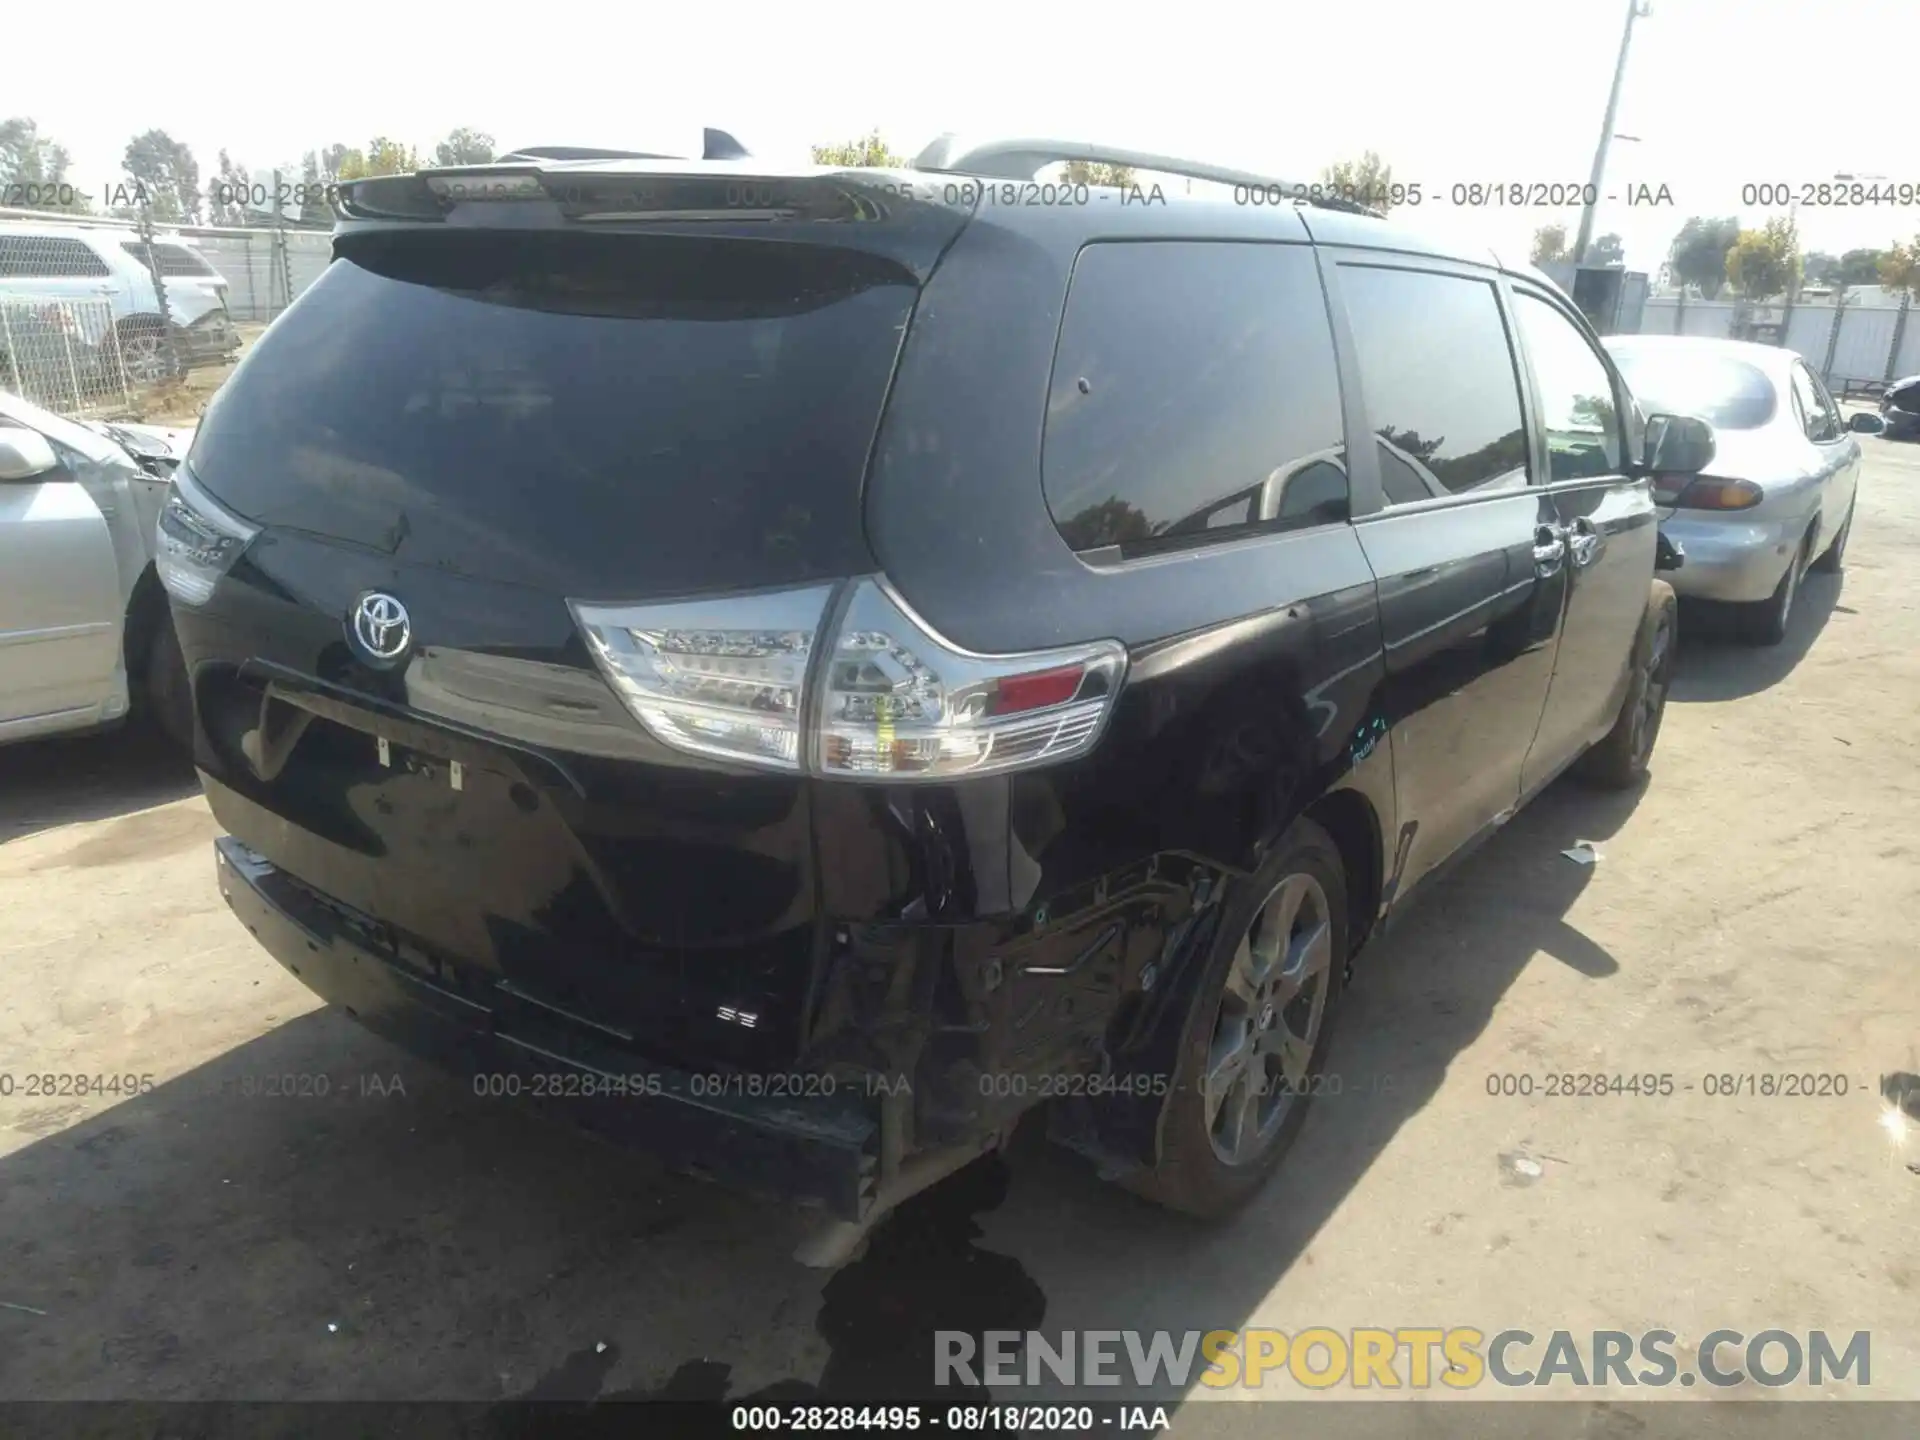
[[59, 304, 85, 412], [1886, 291, 1912, 385], [1820, 289, 1846, 385], [134, 201, 181, 380], [244, 232, 258, 321], [1674, 291, 1686, 334], [0, 307, 15, 397], [103, 310, 133, 414], [269, 171, 292, 315]]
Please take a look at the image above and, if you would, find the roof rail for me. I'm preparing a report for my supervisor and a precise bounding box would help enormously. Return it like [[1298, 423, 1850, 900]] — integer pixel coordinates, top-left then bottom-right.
[[497, 128, 752, 165], [910, 134, 1380, 216]]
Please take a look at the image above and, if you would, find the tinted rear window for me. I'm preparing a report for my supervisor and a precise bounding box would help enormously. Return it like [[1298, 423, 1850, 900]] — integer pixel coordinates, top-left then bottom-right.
[[1607, 348, 1778, 430], [187, 232, 915, 597], [1042, 241, 1347, 556]]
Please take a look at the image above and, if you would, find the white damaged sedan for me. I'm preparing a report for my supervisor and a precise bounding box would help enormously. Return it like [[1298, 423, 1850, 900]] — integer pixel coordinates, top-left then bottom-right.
[[1603, 336, 1867, 645]]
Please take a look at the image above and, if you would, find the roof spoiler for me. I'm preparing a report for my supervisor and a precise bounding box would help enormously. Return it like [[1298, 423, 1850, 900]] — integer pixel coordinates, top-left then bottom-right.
[[497, 128, 751, 165]]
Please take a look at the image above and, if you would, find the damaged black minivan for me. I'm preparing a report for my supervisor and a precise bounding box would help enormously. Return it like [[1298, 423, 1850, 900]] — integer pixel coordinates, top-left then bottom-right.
[[163, 135, 1698, 1258]]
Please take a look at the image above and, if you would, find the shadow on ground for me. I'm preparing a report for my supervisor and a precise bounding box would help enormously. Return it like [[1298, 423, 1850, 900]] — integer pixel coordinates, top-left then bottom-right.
[[1667, 568, 1840, 704], [0, 724, 198, 844]]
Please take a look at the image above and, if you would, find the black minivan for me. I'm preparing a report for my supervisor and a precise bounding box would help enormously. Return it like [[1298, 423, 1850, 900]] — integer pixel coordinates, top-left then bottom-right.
[[160, 135, 1705, 1257]]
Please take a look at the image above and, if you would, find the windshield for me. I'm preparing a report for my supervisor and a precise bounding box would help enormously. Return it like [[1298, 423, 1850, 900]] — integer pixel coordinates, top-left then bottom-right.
[[1606, 348, 1779, 430]]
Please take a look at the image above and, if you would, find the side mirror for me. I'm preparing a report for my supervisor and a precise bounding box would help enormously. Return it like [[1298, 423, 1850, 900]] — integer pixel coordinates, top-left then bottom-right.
[[1847, 411, 1885, 435], [1642, 412, 1716, 476], [0, 429, 60, 482]]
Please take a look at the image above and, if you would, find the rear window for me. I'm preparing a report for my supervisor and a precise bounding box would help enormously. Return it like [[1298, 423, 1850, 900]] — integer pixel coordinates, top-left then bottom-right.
[[122, 240, 218, 276], [187, 231, 916, 597], [1041, 241, 1348, 556], [1608, 348, 1778, 430]]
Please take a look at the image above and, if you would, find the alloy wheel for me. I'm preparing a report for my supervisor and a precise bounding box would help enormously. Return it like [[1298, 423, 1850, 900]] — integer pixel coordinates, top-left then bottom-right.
[[120, 333, 171, 386], [1203, 871, 1334, 1166]]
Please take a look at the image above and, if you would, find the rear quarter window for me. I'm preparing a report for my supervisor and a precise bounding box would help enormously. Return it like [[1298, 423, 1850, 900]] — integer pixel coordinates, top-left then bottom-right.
[[1041, 241, 1348, 557]]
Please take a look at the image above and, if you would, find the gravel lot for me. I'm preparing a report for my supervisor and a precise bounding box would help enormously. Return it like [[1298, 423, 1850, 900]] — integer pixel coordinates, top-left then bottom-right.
[[3, 433, 1916, 1420]]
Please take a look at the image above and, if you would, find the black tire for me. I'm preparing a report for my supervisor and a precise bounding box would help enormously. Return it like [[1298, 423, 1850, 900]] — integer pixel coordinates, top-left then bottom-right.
[[1576, 580, 1677, 790], [1810, 500, 1853, 574], [144, 618, 194, 752], [1122, 817, 1347, 1219], [1739, 532, 1810, 646]]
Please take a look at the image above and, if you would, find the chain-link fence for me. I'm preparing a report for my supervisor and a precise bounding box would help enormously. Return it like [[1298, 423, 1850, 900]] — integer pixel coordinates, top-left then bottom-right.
[[0, 298, 155, 417], [0, 204, 331, 420]]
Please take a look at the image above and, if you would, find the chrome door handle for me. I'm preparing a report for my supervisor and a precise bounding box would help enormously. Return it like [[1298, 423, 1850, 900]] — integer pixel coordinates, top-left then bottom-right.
[[1568, 520, 1602, 567], [1532, 525, 1566, 573]]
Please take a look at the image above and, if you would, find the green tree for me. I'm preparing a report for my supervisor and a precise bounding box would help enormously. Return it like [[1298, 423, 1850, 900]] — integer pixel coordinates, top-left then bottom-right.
[[812, 130, 903, 168], [123, 129, 202, 222], [1879, 237, 1920, 299], [1725, 216, 1801, 301], [1837, 247, 1887, 288], [336, 137, 421, 181], [0, 117, 90, 212], [1063, 160, 1137, 188], [1801, 251, 1841, 287], [1667, 216, 1740, 299], [1586, 232, 1625, 267], [1530, 224, 1569, 266], [1318, 150, 1398, 213], [433, 128, 496, 167], [302, 144, 352, 187], [207, 149, 252, 225]]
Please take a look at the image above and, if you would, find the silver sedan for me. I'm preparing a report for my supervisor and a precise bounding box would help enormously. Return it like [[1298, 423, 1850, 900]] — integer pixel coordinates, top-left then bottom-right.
[[1603, 335, 1865, 645]]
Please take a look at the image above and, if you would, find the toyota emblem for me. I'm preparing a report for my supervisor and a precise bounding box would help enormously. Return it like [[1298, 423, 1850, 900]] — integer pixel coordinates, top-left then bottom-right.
[[350, 591, 412, 665]]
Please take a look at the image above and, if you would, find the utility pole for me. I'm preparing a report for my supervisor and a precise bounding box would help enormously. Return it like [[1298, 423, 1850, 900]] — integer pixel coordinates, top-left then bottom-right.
[[1574, 0, 1652, 265]]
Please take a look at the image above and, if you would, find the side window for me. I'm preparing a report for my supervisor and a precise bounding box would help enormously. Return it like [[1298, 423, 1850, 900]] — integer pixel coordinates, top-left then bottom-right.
[[1339, 265, 1529, 501], [1512, 291, 1624, 482], [0, 237, 113, 278], [1792, 363, 1838, 442], [1042, 241, 1348, 555], [122, 241, 217, 277]]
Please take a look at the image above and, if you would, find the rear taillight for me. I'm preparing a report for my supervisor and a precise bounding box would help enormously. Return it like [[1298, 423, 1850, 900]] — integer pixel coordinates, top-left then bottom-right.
[[157, 463, 260, 605], [1661, 476, 1764, 511], [571, 579, 1126, 780]]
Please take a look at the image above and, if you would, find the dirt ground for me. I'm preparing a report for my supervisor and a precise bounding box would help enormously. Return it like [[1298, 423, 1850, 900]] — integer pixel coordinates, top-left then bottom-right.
[[2, 433, 1916, 1421]]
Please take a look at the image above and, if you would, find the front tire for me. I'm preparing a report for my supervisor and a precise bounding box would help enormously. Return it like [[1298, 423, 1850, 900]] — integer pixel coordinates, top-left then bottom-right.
[[1122, 817, 1347, 1219], [116, 320, 181, 387]]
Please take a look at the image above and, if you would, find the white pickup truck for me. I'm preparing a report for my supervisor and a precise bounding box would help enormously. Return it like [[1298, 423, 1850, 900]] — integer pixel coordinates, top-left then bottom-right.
[[0, 389, 192, 748]]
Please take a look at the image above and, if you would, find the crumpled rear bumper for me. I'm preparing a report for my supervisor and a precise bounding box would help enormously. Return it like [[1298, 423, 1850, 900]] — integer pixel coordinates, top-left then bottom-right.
[[213, 834, 881, 1219]]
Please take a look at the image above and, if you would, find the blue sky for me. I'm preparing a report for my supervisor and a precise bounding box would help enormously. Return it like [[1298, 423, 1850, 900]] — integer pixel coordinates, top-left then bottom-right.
[[10, 0, 1917, 269]]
